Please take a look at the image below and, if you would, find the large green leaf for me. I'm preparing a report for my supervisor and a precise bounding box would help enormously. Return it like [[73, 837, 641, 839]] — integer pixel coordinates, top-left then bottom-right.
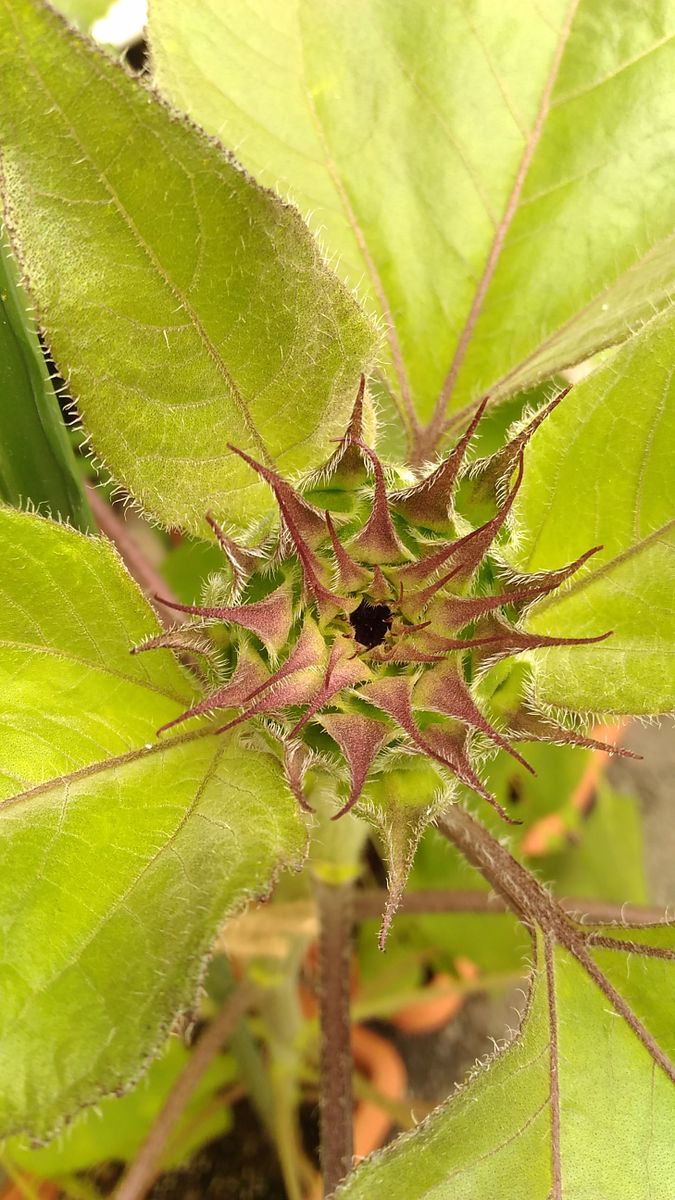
[[337, 924, 675, 1200], [509, 308, 675, 715], [0, 508, 306, 1138], [149, 0, 675, 445], [0, 238, 93, 530], [0, 0, 376, 537]]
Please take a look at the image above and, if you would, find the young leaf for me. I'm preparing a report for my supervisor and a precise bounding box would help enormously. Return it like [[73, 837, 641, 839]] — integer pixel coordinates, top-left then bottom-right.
[[150, 0, 675, 441], [0, 509, 306, 1138], [508, 308, 675, 715], [0, 238, 93, 530], [336, 925, 675, 1200], [0, 0, 376, 536]]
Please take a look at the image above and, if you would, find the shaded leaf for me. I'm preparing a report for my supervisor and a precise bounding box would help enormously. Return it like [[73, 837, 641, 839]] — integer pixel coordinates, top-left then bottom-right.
[[337, 924, 675, 1200], [5, 1037, 235, 1174], [0, 0, 376, 536], [150, 0, 675, 443], [0, 508, 306, 1137], [509, 308, 675, 714], [0, 238, 92, 530]]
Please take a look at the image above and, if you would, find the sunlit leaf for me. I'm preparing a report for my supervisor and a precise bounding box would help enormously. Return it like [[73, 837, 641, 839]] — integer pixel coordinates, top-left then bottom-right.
[[150, 0, 675, 448], [509, 308, 675, 714], [0, 508, 306, 1137], [0, 0, 376, 536]]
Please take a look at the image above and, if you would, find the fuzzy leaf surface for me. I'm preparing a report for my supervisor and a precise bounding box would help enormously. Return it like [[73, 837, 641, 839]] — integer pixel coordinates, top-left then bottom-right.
[[0, 239, 92, 530], [0, 0, 375, 536], [5, 1037, 235, 1174], [510, 309, 675, 715], [0, 509, 306, 1138], [337, 926, 675, 1200], [150, 0, 675, 436]]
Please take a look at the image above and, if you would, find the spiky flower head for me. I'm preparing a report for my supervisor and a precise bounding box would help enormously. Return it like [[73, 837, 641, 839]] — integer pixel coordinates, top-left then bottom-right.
[[136, 379, 632, 934]]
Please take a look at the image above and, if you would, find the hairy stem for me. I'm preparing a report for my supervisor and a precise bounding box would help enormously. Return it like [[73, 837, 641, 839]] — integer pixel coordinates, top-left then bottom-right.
[[436, 804, 567, 933], [86, 483, 182, 628], [315, 878, 355, 1196], [113, 982, 254, 1200]]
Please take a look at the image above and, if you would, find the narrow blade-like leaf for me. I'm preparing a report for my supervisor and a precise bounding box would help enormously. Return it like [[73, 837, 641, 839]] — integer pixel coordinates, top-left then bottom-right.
[[0, 238, 92, 530]]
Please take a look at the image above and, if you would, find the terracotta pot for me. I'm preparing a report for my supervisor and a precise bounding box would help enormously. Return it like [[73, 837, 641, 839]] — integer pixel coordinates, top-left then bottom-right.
[[390, 956, 479, 1033], [351, 1023, 407, 1161]]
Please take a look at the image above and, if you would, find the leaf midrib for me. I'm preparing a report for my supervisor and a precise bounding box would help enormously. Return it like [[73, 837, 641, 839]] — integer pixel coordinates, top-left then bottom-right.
[[0, 638, 189, 703], [429, 0, 580, 432], [0, 724, 217, 814]]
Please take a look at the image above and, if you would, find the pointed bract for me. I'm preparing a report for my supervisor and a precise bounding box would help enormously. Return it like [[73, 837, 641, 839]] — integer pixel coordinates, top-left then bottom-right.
[[320, 375, 369, 486], [362, 676, 518, 824], [287, 637, 371, 737], [228, 443, 327, 547], [205, 512, 263, 592], [470, 388, 569, 500], [395, 454, 524, 595], [155, 582, 294, 655], [284, 740, 314, 812], [414, 662, 535, 775], [214, 666, 323, 735], [470, 616, 612, 663], [349, 443, 407, 564], [131, 627, 222, 671], [244, 617, 326, 705], [156, 646, 269, 735], [319, 712, 390, 818], [506, 708, 642, 760], [496, 545, 603, 612], [390, 395, 490, 529], [325, 510, 371, 592]]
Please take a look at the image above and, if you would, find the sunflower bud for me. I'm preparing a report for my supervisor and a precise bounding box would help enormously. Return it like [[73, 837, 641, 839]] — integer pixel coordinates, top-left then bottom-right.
[[137, 379, 630, 935]]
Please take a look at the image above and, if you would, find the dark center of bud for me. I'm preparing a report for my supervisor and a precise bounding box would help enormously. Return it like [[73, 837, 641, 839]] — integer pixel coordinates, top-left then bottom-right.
[[350, 598, 393, 649]]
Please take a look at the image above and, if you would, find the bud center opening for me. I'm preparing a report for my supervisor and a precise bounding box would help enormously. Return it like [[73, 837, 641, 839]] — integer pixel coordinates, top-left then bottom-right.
[[350, 598, 393, 649]]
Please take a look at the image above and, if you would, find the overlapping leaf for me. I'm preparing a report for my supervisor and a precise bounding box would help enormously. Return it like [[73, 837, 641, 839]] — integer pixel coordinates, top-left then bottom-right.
[[0, 0, 376, 536], [508, 307, 675, 714], [0, 238, 92, 529], [0, 509, 305, 1137], [150, 0, 675, 447], [337, 924, 675, 1200]]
